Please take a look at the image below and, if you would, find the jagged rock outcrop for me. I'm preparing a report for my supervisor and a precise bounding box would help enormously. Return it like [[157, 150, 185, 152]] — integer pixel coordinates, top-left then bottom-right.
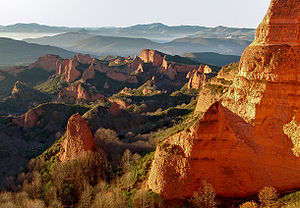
[[74, 53, 91, 64], [203, 65, 213, 74], [61, 114, 97, 161], [148, 0, 300, 199], [93, 61, 109, 73], [187, 71, 207, 89], [13, 107, 43, 128], [82, 64, 96, 81], [11, 81, 28, 95], [140, 49, 164, 67], [160, 57, 198, 80], [28, 54, 62, 72], [58, 59, 81, 82], [128, 56, 144, 73], [57, 83, 103, 103], [106, 71, 138, 83], [107, 102, 122, 115]]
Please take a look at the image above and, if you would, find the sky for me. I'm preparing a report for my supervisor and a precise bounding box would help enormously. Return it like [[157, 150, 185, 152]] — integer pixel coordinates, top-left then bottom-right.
[[0, 0, 271, 28]]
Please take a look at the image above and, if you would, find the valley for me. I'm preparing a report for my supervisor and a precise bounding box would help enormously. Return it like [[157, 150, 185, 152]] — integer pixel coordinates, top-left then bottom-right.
[[0, 0, 299, 207]]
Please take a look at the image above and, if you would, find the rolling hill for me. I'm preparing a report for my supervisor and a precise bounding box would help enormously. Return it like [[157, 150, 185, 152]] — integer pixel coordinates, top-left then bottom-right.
[[24, 31, 251, 56], [0, 23, 255, 42], [182, 52, 241, 67], [0, 37, 75, 68]]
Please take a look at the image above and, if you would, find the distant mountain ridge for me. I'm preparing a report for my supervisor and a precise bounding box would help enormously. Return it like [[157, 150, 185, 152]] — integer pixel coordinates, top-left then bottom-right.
[[0, 37, 75, 68], [182, 52, 240, 67], [24, 31, 251, 56], [0, 23, 255, 42]]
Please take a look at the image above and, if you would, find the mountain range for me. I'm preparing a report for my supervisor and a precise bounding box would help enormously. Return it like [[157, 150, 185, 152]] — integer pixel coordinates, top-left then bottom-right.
[[0, 23, 254, 67], [24, 30, 251, 57], [0, 23, 255, 42], [0, 37, 75, 68]]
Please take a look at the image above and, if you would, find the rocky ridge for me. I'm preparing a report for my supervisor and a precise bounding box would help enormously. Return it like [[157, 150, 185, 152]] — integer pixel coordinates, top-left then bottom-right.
[[147, 0, 300, 199]]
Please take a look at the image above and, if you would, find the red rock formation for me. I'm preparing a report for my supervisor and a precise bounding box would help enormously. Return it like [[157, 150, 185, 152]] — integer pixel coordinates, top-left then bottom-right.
[[13, 107, 43, 128], [106, 71, 138, 83], [11, 81, 27, 95], [82, 64, 95, 81], [61, 114, 97, 161], [93, 61, 109, 73], [57, 83, 103, 103], [107, 102, 122, 115], [140, 49, 164, 67], [160, 57, 198, 80], [128, 56, 144, 73], [187, 71, 206, 89], [134, 64, 144, 74], [58, 59, 81, 82], [28, 54, 62, 72], [148, 0, 300, 199], [203, 65, 213, 74], [74, 53, 91, 64], [217, 62, 239, 81]]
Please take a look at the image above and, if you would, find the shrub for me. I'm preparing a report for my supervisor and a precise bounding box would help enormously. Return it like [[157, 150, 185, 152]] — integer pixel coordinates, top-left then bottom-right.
[[239, 201, 259, 208], [22, 171, 43, 199], [78, 183, 94, 208], [258, 186, 279, 207], [51, 151, 107, 206], [91, 187, 126, 208], [132, 189, 163, 208], [189, 181, 217, 208], [94, 128, 122, 162]]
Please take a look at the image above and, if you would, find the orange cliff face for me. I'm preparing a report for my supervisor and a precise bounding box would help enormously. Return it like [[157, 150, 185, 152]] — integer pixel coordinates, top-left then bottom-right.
[[57, 83, 103, 103], [147, 0, 300, 199], [60, 114, 97, 162], [140, 49, 164, 67], [187, 71, 206, 89], [74, 53, 92, 64], [28, 54, 62, 72]]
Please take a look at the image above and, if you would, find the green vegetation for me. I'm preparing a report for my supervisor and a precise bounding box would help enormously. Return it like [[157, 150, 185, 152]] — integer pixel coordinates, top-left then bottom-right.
[[165, 54, 200, 65], [35, 74, 68, 95], [109, 59, 134, 67], [205, 83, 228, 95], [222, 61, 240, 74], [17, 68, 54, 86], [87, 71, 138, 96], [277, 191, 300, 207]]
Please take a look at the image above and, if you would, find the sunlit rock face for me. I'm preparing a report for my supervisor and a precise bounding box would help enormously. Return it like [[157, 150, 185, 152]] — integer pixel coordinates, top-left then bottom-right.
[[60, 114, 97, 162], [28, 54, 62, 72], [140, 49, 164, 67], [147, 0, 300, 199], [57, 83, 103, 103]]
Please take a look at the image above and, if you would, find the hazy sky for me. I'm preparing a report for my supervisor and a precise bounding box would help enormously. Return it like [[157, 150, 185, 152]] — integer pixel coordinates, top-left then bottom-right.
[[0, 0, 271, 28]]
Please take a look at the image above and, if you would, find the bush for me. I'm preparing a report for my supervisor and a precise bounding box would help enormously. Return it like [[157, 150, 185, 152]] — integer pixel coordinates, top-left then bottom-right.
[[132, 190, 164, 208], [258, 186, 279, 207], [51, 151, 107, 206], [91, 187, 126, 208], [78, 183, 94, 208], [94, 128, 122, 162], [189, 181, 217, 208], [239, 201, 259, 208]]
